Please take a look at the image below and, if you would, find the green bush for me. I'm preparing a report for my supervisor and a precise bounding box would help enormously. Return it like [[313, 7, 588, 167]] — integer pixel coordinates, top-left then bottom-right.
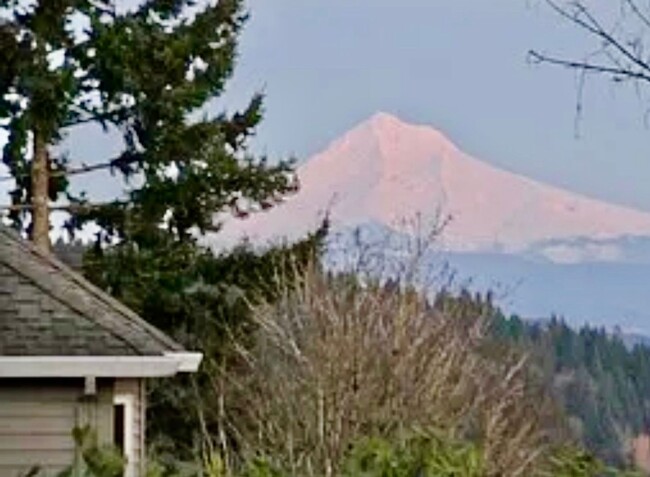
[[197, 431, 485, 477], [341, 432, 484, 477], [20, 427, 643, 477]]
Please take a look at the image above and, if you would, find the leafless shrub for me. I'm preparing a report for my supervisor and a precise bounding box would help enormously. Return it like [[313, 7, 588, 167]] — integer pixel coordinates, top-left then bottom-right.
[[206, 262, 564, 477]]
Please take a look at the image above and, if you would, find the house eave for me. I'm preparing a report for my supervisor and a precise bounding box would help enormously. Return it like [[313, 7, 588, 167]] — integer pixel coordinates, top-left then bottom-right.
[[0, 354, 203, 378], [164, 352, 203, 372]]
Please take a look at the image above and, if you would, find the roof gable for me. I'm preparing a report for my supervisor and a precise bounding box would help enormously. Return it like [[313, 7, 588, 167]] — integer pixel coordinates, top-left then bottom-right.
[[0, 227, 183, 356]]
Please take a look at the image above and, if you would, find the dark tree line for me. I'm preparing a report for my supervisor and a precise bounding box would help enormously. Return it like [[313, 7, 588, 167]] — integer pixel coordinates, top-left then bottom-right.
[[493, 312, 650, 468]]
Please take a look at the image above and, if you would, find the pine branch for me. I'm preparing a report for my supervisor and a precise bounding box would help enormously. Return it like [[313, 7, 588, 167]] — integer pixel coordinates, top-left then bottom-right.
[[62, 104, 131, 130], [0, 202, 122, 212], [0, 155, 140, 183]]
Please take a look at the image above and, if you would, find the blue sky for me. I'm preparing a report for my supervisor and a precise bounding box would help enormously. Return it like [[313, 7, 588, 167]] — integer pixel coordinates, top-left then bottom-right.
[[213, 0, 650, 212], [6, 0, 650, 213]]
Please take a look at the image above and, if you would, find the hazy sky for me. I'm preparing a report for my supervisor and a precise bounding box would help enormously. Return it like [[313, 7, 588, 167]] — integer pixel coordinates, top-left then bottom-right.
[[216, 0, 650, 211], [7, 0, 650, 212]]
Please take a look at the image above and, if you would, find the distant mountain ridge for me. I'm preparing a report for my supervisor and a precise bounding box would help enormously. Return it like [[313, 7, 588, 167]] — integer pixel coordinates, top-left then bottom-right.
[[214, 113, 650, 333], [322, 222, 650, 334], [218, 112, 650, 263]]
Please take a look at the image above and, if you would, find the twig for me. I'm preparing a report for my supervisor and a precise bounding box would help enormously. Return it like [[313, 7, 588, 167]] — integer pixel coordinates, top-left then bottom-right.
[[528, 50, 650, 83]]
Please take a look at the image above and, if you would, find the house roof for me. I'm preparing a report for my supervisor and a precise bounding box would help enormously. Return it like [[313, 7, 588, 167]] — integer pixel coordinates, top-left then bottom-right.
[[0, 227, 184, 357]]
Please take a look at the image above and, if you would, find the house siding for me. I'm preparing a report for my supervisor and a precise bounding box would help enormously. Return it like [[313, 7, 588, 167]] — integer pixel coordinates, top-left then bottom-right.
[[0, 379, 114, 477]]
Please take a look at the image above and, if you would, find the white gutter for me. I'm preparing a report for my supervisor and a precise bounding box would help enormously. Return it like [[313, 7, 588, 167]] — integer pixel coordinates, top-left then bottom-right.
[[0, 353, 203, 378], [164, 352, 203, 372]]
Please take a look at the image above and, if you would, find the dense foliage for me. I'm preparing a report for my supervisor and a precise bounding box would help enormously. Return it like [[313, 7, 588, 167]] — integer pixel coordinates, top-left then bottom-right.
[[95, 227, 327, 459]]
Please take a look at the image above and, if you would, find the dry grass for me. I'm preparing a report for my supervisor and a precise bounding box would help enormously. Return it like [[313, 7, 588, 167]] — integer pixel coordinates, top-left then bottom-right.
[[202, 263, 564, 477]]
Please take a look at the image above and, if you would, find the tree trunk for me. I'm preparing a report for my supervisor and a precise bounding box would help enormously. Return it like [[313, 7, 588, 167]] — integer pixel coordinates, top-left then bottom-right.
[[31, 129, 50, 253]]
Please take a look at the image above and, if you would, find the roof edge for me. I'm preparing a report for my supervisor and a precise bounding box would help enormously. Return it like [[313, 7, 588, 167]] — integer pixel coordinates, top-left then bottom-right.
[[0, 355, 202, 378], [164, 352, 203, 372]]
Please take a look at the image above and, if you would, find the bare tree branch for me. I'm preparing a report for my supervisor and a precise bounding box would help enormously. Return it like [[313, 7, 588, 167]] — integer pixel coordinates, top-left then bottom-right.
[[537, 0, 650, 92], [531, 0, 650, 130], [546, 0, 650, 75], [528, 49, 650, 83], [623, 0, 650, 31]]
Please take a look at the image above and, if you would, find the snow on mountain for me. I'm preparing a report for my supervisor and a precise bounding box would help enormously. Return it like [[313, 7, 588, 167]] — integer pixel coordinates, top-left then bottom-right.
[[216, 112, 650, 262]]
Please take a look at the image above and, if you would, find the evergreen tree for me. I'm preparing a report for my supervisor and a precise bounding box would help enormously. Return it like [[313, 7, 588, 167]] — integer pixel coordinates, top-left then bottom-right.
[[0, 0, 297, 250], [1, 0, 324, 459]]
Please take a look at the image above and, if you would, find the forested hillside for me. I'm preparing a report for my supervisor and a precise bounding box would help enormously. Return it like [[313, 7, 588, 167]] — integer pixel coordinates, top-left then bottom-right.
[[53, 237, 650, 471], [493, 312, 650, 469]]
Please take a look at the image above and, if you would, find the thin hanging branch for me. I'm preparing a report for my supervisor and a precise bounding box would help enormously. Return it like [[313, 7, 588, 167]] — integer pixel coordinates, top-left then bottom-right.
[[527, 50, 650, 83], [531, 0, 650, 84], [623, 0, 650, 30]]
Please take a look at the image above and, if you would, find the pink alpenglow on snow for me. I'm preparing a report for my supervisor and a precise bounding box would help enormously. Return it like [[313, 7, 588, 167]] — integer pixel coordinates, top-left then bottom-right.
[[216, 112, 650, 254]]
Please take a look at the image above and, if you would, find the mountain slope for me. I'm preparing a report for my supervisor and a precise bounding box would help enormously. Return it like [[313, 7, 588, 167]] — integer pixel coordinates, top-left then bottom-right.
[[218, 112, 650, 259]]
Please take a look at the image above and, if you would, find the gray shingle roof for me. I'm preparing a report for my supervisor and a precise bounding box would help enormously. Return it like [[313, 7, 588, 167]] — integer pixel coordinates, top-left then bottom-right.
[[0, 227, 184, 356]]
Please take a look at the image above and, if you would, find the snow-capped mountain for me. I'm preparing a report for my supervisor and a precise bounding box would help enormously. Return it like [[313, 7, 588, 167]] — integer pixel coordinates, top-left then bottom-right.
[[217, 112, 650, 263]]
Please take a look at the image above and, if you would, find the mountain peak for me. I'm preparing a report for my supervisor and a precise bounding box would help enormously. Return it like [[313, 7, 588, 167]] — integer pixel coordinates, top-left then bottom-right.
[[217, 116, 650, 258], [360, 112, 455, 153], [366, 111, 404, 128]]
